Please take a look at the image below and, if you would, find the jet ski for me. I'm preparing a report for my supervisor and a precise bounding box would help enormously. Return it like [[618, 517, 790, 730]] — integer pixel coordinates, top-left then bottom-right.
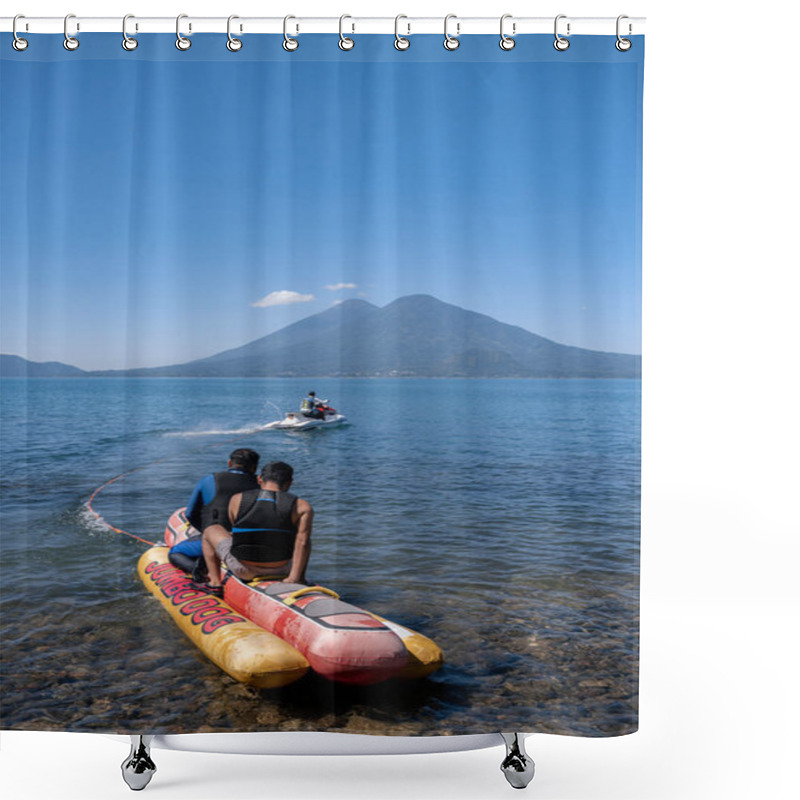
[[265, 402, 347, 431]]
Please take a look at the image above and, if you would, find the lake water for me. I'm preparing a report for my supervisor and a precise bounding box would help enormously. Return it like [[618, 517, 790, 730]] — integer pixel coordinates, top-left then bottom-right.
[[0, 377, 639, 736]]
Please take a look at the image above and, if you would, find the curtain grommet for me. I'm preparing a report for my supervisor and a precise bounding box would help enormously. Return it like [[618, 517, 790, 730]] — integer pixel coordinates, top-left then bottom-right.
[[63, 14, 80, 51], [394, 15, 410, 51], [443, 14, 460, 51], [227, 15, 243, 51], [122, 15, 138, 51], [554, 15, 570, 51], [338, 15, 355, 51], [283, 15, 299, 51], [615, 15, 632, 51], [176, 14, 191, 51], [12, 15, 29, 51], [499, 14, 516, 51]]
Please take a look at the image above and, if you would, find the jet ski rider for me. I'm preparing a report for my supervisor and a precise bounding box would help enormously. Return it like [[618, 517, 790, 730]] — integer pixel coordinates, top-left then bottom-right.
[[301, 390, 326, 420]]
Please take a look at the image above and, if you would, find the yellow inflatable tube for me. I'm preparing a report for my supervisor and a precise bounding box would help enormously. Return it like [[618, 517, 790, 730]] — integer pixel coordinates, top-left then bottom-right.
[[138, 547, 309, 688], [369, 614, 445, 679]]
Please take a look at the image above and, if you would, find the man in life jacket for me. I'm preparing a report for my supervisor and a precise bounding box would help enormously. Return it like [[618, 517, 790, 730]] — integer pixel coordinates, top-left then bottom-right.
[[168, 448, 260, 581], [301, 390, 325, 420], [199, 461, 313, 596]]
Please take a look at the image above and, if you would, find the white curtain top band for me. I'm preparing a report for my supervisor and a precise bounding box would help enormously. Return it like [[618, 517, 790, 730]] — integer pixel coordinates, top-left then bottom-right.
[[1, 16, 645, 37]]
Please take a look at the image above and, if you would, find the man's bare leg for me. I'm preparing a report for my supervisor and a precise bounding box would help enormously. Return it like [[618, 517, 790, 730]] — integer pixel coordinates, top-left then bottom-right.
[[201, 525, 230, 586]]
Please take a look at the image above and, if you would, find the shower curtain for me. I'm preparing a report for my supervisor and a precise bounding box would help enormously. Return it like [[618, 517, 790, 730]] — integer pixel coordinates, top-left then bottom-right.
[[0, 25, 643, 739]]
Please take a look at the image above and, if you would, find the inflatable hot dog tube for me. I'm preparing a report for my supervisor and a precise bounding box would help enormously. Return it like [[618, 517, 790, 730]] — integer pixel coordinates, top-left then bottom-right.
[[138, 547, 309, 688], [225, 578, 406, 685], [164, 508, 444, 685]]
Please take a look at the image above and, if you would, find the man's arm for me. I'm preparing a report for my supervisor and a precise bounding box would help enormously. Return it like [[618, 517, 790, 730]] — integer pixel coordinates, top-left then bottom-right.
[[185, 475, 214, 531], [286, 499, 313, 584]]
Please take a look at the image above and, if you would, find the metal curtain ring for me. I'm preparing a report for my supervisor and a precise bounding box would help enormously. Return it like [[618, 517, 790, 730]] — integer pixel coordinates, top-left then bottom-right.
[[499, 14, 515, 50], [553, 14, 570, 51], [227, 15, 243, 51], [63, 13, 79, 51], [443, 14, 460, 51], [283, 15, 299, 51], [394, 15, 410, 50], [122, 14, 138, 51], [616, 15, 632, 51], [176, 14, 191, 50], [12, 14, 29, 51], [339, 14, 354, 51]]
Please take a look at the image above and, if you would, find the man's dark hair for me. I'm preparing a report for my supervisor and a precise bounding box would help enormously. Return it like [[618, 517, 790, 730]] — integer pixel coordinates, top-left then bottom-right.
[[261, 461, 294, 488], [308, 391, 315, 397], [229, 448, 259, 473]]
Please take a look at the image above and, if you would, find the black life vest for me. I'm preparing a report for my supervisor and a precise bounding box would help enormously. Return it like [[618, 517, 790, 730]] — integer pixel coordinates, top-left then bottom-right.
[[230, 489, 298, 563], [201, 470, 259, 531]]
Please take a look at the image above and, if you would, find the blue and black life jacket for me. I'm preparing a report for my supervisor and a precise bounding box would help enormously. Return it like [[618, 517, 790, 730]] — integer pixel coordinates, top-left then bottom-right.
[[230, 489, 298, 563], [201, 470, 259, 531]]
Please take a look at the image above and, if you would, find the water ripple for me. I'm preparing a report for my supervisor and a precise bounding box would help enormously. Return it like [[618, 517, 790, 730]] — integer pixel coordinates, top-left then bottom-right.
[[1, 378, 639, 735]]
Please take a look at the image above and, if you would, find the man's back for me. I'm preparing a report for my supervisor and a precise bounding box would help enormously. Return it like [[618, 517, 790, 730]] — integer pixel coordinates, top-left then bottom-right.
[[230, 488, 299, 564], [187, 468, 259, 531]]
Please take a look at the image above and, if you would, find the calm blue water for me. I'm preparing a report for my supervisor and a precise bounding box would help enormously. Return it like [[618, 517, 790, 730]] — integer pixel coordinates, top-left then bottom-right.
[[0, 378, 639, 736]]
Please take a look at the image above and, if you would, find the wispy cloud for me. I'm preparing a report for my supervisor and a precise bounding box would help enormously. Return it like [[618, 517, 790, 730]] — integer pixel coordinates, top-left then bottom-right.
[[252, 290, 315, 308], [325, 282, 358, 291]]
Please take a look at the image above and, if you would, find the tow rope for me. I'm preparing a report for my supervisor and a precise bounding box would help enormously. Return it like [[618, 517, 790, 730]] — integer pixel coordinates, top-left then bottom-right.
[[85, 434, 256, 548], [86, 467, 159, 546]]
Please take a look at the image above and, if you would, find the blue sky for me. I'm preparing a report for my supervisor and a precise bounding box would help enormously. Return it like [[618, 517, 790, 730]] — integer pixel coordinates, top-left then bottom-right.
[[1, 34, 643, 370]]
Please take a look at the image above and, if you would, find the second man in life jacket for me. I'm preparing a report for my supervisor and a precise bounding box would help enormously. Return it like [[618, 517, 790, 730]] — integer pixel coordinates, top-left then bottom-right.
[[199, 460, 313, 595], [169, 448, 260, 581]]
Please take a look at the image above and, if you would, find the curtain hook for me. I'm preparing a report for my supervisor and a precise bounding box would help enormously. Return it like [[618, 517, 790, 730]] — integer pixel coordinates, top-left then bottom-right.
[[339, 14, 355, 51], [122, 14, 138, 51], [443, 14, 460, 51], [12, 14, 29, 51], [283, 15, 299, 51], [176, 14, 191, 50], [227, 15, 243, 51], [63, 13, 80, 51], [394, 15, 410, 51], [499, 14, 516, 51], [616, 15, 632, 51], [553, 14, 570, 51]]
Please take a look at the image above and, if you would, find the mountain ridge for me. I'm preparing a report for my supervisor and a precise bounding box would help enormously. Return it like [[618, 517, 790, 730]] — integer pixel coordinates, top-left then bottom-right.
[[0, 354, 87, 378], [95, 294, 641, 379], [3, 296, 640, 378]]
